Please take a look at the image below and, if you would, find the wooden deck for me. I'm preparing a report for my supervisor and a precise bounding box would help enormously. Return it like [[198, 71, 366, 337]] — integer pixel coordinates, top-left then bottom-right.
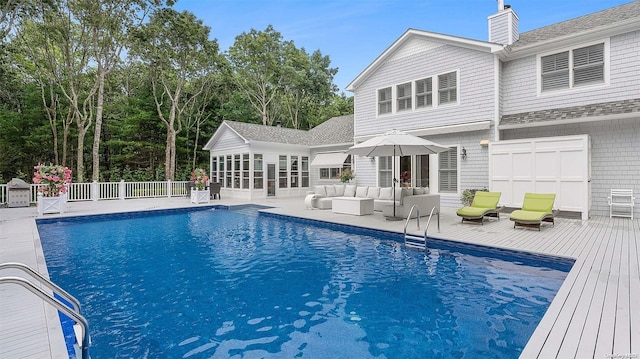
[[0, 197, 638, 358]]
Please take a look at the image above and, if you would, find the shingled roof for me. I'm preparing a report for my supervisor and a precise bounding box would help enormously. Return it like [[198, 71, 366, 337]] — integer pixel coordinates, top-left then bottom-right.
[[509, 1, 640, 49], [499, 99, 640, 128], [221, 114, 354, 147]]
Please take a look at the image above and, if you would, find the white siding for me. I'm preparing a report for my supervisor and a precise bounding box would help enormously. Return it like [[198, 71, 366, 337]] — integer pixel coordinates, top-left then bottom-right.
[[502, 31, 640, 115], [210, 129, 247, 152], [489, 13, 509, 44], [353, 45, 496, 137], [389, 37, 443, 62]]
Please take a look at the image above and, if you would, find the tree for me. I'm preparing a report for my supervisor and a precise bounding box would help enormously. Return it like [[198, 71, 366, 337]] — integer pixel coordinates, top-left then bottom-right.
[[131, 8, 220, 180], [75, 0, 165, 181], [228, 25, 287, 126]]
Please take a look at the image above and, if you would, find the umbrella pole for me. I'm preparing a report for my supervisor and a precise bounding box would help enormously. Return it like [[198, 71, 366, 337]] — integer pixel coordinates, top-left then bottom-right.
[[386, 146, 402, 221]]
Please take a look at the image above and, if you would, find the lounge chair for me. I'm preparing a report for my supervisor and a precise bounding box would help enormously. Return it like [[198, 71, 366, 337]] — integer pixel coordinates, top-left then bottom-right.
[[185, 181, 195, 198], [509, 193, 556, 230], [456, 191, 502, 224]]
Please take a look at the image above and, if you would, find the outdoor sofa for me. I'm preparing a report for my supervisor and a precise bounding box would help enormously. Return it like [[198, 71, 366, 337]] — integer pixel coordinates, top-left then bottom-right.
[[306, 184, 439, 218]]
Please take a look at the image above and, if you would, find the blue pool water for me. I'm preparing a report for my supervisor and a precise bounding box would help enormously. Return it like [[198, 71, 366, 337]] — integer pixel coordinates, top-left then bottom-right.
[[38, 206, 573, 358]]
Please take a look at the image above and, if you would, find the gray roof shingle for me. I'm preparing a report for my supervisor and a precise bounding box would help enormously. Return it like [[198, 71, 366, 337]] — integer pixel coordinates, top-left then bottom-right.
[[223, 114, 354, 146], [509, 1, 640, 49], [500, 98, 640, 127]]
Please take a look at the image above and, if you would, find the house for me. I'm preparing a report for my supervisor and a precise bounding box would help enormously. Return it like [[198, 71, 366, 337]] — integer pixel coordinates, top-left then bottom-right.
[[345, 0, 640, 218], [204, 1, 639, 218], [203, 115, 353, 200]]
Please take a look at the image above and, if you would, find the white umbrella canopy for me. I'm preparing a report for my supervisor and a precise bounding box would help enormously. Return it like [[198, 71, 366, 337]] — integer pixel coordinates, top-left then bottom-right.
[[347, 129, 449, 220], [347, 129, 450, 157]]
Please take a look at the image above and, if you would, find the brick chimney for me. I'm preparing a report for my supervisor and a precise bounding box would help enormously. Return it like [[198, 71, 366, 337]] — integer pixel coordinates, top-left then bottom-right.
[[488, 0, 519, 45]]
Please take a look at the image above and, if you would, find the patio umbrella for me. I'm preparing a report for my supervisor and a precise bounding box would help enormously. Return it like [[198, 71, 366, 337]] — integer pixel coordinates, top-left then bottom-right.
[[347, 129, 450, 220]]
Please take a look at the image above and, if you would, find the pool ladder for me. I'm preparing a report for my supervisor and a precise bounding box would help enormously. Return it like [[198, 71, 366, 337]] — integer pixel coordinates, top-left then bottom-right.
[[403, 205, 440, 250], [0, 262, 91, 359]]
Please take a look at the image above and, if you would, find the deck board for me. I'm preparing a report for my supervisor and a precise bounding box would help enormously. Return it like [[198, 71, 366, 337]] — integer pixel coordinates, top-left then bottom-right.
[[1, 197, 638, 359]]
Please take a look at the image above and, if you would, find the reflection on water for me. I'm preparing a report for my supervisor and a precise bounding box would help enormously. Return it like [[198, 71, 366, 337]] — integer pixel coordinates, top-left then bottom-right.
[[39, 208, 570, 358]]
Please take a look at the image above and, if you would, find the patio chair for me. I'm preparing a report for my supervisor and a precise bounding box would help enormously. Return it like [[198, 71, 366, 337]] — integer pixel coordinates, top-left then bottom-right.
[[456, 191, 502, 224], [509, 193, 556, 231], [209, 182, 221, 200], [185, 181, 195, 198]]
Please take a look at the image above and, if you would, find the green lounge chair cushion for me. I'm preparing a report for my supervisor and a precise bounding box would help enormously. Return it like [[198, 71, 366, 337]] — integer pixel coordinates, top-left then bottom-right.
[[521, 193, 555, 213], [509, 193, 556, 224], [456, 206, 492, 218], [509, 209, 551, 223], [456, 191, 502, 219], [470, 191, 501, 208]]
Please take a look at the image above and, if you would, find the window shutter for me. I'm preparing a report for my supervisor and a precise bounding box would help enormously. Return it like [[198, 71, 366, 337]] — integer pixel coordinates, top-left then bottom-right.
[[438, 148, 457, 192], [573, 44, 604, 86], [541, 52, 569, 91]]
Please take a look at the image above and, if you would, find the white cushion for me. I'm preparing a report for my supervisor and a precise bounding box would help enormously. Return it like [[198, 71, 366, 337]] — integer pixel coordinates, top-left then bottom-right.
[[314, 185, 327, 196], [379, 187, 393, 200], [344, 185, 357, 197], [325, 185, 337, 197], [413, 187, 425, 195], [423, 187, 429, 194], [394, 188, 403, 201], [355, 186, 369, 198], [334, 184, 346, 196], [366, 187, 380, 199]]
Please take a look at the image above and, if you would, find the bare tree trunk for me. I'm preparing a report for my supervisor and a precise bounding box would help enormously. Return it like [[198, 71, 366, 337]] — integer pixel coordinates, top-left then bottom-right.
[[76, 120, 86, 182], [92, 68, 105, 181], [40, 82, 59, 164]]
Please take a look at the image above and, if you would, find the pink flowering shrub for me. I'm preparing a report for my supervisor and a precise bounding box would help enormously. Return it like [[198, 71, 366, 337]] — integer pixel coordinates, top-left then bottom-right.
[[190, 168, 209, 190], [33, 164, 72, 197]]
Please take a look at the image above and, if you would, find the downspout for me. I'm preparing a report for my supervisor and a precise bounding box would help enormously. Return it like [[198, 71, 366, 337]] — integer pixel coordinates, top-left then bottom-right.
[[494, 55, 501, 142]]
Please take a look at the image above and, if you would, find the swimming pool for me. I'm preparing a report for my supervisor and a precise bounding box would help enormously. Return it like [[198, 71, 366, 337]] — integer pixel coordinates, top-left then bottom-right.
[[38, 206, 573, 358]]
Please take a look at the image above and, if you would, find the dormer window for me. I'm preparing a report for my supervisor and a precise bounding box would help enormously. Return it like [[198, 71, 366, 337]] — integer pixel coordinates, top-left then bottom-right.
[[378, 87, 392, 115], [541, 42, 605, 92], [397, 83, 412, 111]]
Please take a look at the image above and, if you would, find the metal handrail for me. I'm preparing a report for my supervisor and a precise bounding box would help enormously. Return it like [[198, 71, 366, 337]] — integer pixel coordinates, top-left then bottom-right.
[[0, 276, 90, 359], [424, 206, 440, 243], [0, 262, 81, 313], [403, 205, 420, 240]]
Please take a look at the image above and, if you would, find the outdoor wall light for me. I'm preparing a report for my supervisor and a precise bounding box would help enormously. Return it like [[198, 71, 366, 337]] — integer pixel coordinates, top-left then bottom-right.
[[461, 147, 467, 160]]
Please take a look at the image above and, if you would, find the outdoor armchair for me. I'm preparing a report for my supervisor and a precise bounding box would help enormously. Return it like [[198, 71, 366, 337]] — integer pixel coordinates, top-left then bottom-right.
[[456, 191, 502, 224], [509, 193, 556, 230]]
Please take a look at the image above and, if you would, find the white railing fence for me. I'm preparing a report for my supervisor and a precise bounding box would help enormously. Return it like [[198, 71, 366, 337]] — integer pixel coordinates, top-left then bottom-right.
[[1, 180, 190, 205]]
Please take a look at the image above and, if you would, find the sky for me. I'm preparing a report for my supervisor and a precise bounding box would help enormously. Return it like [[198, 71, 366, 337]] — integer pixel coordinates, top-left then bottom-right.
[[173, 0, 632, 93]]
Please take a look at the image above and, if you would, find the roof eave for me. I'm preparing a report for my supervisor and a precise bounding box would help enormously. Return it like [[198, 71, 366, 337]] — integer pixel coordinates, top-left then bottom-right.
[[346, 29, 504, 91], [203, 121, 249, 150], [504, 18, 640, 61]]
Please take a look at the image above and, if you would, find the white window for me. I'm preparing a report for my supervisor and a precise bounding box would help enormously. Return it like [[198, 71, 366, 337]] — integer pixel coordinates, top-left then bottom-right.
[[396, 82, 411, 111], [301, 156, 309, 187], [541, 42, 605, 92], [438, 148, 457, 193], [378, 87, 392, 115], [378, 156, 392, 187], [242, 154, 249, 189], [253, 154, 263, 189], [415, 78, 432, 109], [438, 72, 457, 105], [318, 155, 351, 180], [279, 155, 288, 188]]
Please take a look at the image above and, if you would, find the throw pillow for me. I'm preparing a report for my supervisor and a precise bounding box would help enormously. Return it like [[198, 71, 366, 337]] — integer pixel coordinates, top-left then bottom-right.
[[355, 186, 369, 198], [413, 187, 425, 195], [313, 185, 326, 197], [379, 187, 393, 200], [344, 185, 357, 197], [325, 185, 337, 197], [334, 184, 346, 196], [367, 187, 380, 199]]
